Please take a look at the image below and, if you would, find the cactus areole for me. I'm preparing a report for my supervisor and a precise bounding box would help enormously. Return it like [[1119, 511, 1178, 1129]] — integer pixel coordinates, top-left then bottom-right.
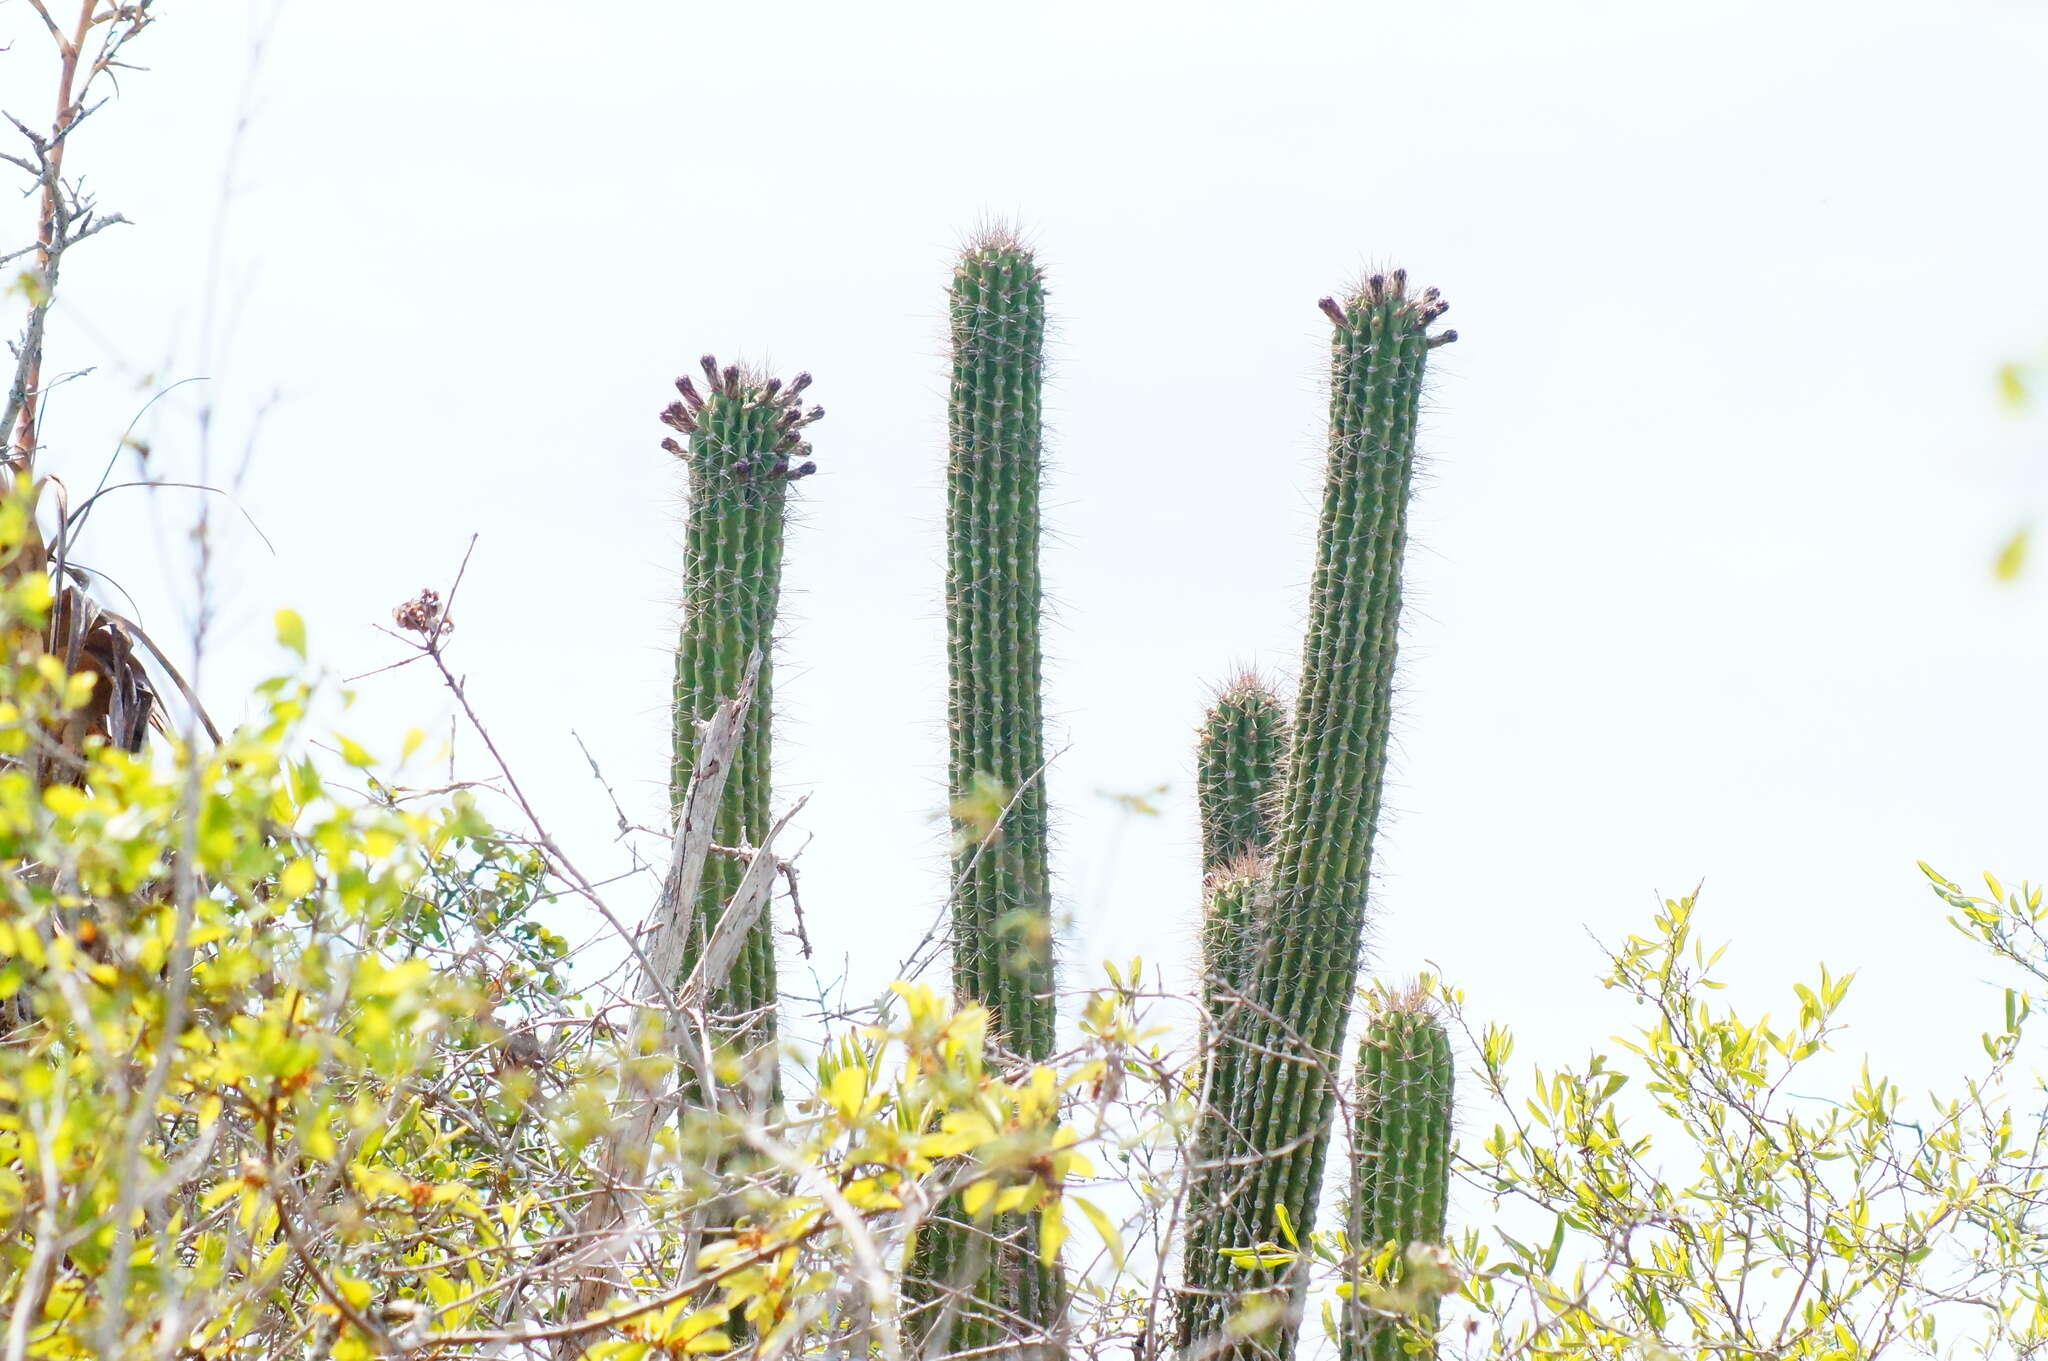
[[1178, 273, 1453, 1361]]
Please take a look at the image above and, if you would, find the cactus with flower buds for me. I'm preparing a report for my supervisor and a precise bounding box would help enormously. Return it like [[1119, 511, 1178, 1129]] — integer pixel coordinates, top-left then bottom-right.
[[660, 357, 821, 1066], [1178, 271, 1452, 1361]]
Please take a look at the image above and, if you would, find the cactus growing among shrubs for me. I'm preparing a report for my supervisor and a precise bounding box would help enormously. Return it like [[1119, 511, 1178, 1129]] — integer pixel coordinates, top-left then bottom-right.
[[661, 357, 821, 1067], [1341, 986, 1456, 1361], [1177, 272, 1452, 1360], [662, 252, 1452, 1361], [917, 229, 1067, 1359]]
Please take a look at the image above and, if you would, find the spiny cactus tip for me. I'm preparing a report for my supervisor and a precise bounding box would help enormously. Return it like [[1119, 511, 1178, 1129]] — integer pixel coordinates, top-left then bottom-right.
[[965, 218, 1027, 253], [1209, 849, 1274, 885], [1371, 976, 1439, 1016], [1215, 669, 1280, 702]]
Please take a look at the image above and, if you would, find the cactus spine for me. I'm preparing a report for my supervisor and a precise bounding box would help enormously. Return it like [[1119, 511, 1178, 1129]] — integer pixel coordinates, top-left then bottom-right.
[[1178, 273, 1451, 1360], [1342, 988, 1454, 1361], [661, 357, 821, 1064]]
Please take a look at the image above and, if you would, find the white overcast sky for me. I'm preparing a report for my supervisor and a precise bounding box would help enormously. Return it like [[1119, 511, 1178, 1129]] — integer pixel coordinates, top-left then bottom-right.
[[9, 0, 2048, 1089]]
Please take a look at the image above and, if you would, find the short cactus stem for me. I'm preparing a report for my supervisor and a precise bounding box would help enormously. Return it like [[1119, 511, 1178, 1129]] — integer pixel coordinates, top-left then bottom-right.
[[665, 357, 821, 1072], [1177, 273, 1450, 1361], [1341, 985, 1455, 1361], [1197, 674, 1287, 872]]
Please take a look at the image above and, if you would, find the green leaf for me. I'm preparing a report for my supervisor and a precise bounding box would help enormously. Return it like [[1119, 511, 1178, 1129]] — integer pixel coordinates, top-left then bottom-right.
[[275, 608, 307, 658]]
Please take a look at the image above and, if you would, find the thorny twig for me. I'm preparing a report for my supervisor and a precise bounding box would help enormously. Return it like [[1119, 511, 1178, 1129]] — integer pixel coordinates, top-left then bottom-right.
[[4, 1, 154, 477]]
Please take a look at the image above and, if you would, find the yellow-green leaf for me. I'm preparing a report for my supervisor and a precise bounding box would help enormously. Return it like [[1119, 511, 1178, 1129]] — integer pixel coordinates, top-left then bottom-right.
[[1073, 1195, 1124, 1270], [1995, 524, 2030, 583]]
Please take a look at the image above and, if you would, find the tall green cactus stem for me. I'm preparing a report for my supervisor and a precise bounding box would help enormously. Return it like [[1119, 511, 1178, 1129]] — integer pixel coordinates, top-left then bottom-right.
[[1197, 675, 1287, 871], [930, 231, 1062, 1358], [1177, 274, 1452, 1361], [661, 356, 821, 1067], [1342, 988, 1454, 1361], [945, 231, 1054, 1058]]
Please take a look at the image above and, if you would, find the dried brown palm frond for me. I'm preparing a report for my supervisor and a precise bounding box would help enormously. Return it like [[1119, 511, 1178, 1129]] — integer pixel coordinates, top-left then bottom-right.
[[45, 578, 156, 756], [1, 476, 218, 785]]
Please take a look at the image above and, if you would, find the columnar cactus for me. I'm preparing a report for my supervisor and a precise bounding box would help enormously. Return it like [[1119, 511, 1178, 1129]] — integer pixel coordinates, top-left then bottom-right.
[[945, 229, 1055, 1059], [1177, 273, 1452, 1360], [661, 356, 821, 1064], [926, 230, 1064, 1357], [1342, 988, 1455, 1361]]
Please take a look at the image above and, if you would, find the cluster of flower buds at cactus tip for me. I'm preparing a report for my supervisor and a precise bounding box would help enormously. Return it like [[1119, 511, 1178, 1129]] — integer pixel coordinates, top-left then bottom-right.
[[658, 353, 825, 480], [1317, 271, 1459, 348]]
